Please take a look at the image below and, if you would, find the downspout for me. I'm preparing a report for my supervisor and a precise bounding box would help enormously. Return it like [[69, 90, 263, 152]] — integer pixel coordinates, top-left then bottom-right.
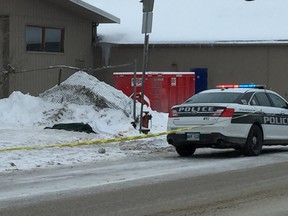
[[92, 22, 112, 67], [92, 22, 99, 69], [266, 46, 270, 89], [99, 42, 112, 66]]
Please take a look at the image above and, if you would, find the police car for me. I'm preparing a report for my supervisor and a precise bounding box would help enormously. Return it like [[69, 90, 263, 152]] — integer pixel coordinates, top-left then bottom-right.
[[167, 84, 288, 157]]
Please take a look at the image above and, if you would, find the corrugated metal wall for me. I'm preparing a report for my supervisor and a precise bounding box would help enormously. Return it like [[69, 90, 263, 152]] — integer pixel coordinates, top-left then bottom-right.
[[96, 44, 288, 101]]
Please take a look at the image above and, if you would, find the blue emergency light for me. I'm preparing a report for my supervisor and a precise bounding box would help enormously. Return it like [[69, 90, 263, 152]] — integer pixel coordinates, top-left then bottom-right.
[[238, 84, 257, 88]]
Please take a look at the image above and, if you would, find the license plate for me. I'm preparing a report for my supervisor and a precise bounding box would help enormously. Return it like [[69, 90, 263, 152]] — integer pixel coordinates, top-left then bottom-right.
[[186, 132, 200, 141]]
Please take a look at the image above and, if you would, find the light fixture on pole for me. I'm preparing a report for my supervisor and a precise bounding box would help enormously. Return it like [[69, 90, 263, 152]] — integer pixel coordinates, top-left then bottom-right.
[[139, 0, 154, 134]]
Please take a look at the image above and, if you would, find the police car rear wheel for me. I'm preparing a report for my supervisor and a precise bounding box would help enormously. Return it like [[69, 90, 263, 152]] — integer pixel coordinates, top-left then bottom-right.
[[243, 125, 263, 156], [175, 146, 196, 157]]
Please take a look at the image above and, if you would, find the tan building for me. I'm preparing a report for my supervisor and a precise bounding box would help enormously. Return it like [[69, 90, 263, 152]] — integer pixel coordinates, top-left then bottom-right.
[[95, 42, 288, 100], [0, 0, 119, 98], [2, 0, 288, 102]]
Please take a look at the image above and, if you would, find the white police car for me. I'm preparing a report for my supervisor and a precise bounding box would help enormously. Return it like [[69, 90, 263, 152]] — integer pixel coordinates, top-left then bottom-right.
[[167, 84, 288, 157]]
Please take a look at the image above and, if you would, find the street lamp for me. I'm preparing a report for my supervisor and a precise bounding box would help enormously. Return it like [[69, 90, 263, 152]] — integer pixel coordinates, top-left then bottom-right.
[[139, 0, 154, 134]]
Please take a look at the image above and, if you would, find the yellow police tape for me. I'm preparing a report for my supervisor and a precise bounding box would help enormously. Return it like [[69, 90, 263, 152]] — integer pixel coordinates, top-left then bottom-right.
[[0, 112, 256, 153], [0, 126, 196, 153]]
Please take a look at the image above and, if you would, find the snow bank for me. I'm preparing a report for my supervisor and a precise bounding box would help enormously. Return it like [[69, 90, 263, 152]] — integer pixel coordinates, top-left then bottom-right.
[[0, 71, 167, 134], [0, 71, 169, 172]]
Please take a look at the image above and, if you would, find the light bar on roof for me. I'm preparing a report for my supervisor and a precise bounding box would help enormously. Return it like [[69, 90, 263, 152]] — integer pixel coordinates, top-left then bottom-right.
[[216, 83, 260, 89]]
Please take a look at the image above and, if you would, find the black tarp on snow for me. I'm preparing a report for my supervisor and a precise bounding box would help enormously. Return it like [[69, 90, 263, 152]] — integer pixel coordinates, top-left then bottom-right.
[[45, 123, 96, 134]]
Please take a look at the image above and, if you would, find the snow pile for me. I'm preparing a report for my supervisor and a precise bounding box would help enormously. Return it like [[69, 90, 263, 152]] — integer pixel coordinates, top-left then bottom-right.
[[0, 71, 168, 134], [40, 71, 132, 116], [0, 71, 169, 172]]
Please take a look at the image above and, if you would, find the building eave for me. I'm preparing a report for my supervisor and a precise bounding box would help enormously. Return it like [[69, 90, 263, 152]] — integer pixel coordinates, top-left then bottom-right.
[[100, 39, 288, 46], [69, 0, 120, 23], [45, 0, 120, 24]]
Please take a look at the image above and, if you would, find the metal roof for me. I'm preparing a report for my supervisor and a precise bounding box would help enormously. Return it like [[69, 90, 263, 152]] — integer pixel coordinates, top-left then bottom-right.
[[92, 0, 288, 44], [46, 0, 120, 24]]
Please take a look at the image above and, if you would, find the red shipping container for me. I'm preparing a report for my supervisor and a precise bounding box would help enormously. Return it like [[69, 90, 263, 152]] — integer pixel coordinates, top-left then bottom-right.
[[113, 72, 195, 113]]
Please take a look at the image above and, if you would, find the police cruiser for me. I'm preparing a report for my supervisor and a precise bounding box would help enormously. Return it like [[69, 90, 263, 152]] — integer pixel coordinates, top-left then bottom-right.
[[167, 84, 288, 157]]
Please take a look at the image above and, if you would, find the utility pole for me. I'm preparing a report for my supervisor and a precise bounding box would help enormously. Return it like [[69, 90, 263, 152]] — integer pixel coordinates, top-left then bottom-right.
[[139, 0, 154, 133]]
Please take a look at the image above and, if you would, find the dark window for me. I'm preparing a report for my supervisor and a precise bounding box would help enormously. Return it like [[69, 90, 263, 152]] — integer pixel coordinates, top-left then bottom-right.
[[238, 92, 255, 105], [253, 93, 271, 107], [184, 92, 242, 104], [250, 95, 260, 106], [26, 26, 64, 52], [25, 26, 42, 51], [267, 93, 288, 108]]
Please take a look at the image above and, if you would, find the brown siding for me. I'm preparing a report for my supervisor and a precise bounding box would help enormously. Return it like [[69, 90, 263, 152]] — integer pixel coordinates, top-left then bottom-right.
[[0, 0, 94, 96]]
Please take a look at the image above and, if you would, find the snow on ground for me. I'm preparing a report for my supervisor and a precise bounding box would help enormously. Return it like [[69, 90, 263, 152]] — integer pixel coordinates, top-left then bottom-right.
[[0, 71, 169, 173]]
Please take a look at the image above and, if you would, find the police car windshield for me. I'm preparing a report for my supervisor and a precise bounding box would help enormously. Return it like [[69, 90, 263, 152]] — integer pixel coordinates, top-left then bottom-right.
[[184, 92, 242, 104]]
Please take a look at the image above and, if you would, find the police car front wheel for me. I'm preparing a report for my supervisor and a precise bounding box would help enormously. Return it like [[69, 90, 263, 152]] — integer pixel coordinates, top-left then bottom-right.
[[175, 146, 196, 157], [242, 125, 263, 156]]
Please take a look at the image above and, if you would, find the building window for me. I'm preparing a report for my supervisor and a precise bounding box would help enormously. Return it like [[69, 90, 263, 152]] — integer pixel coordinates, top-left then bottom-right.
[[26, 26, 64, 53]]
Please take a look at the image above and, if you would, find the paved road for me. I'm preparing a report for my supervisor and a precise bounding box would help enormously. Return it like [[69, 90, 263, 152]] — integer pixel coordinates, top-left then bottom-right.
[[1, 149, 288, 216]]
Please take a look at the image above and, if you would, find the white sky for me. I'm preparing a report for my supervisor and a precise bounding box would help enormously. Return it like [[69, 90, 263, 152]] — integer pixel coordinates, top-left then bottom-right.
[[84, 0, 288, 44]]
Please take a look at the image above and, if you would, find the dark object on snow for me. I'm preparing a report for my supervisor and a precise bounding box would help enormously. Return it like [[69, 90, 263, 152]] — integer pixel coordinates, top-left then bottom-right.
[[45, 123, 96, 134], [98, 148, 106, 154]]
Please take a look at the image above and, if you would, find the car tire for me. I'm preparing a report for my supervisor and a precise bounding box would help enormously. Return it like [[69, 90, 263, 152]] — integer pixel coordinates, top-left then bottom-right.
[[175, 145, 196, 157], [242, 125, 263, 156]]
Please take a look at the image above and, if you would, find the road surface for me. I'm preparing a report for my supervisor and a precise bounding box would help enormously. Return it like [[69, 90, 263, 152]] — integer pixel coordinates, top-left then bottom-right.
[[1, 148, 288, 215]]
